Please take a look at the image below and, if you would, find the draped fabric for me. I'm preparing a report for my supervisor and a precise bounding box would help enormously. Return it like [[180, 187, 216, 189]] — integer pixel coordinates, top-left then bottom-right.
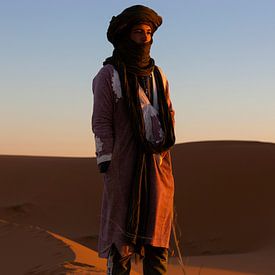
[[92, 64, 175, 258], [101, 59, 175, 248], [104, 40, 154, 77], [101, 4, 175, 250]]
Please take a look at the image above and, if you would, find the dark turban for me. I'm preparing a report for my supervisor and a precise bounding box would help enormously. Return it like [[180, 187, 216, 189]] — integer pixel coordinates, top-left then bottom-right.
[[107, 5, 162, 45]]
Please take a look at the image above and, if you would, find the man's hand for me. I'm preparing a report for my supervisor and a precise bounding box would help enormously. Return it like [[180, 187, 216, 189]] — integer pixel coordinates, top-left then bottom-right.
[[98, 161, 111, 173]]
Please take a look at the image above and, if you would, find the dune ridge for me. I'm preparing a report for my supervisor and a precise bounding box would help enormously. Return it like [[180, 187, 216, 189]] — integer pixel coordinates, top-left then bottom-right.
[[0, 219, 72, 274]]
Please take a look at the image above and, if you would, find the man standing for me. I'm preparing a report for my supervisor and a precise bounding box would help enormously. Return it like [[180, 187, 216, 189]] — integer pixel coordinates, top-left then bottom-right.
[[92, 5, 175, 274]]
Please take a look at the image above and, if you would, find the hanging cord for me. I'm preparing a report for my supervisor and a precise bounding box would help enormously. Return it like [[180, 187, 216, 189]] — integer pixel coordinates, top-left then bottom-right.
[[172, 206, 187, 275]]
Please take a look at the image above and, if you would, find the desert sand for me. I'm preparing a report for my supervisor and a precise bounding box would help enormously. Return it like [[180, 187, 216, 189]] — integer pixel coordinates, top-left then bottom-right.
[[1, 141, 275, 274]]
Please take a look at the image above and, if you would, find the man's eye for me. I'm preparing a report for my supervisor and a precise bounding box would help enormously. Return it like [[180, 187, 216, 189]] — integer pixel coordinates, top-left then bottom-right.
[[133, 30, 151, 35]]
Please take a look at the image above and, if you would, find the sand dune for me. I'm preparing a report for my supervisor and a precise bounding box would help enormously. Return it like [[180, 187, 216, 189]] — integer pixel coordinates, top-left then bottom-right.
[[0, 219, 89, 274], [171, 141, 275, 256], [1, 141, 275, 274]]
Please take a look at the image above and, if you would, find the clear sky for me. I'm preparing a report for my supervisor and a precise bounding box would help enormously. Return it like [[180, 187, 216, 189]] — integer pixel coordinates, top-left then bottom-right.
[[1, 0, 275, 157]]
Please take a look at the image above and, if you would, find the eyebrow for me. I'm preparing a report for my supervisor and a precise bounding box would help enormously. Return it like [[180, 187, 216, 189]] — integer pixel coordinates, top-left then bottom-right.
[[132, 27, 152, 32], [132, 26, 151, 31]]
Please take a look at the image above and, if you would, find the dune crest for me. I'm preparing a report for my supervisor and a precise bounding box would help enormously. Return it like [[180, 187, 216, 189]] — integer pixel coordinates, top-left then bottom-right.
[[0, 219, 72, 274]]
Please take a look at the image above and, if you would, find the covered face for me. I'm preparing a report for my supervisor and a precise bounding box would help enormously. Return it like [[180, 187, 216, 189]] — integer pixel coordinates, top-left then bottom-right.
[[107, 5, 162, 47]]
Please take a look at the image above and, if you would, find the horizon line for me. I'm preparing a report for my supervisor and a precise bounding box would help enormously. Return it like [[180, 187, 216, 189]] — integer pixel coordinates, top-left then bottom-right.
[[1, 139, 275, 158]]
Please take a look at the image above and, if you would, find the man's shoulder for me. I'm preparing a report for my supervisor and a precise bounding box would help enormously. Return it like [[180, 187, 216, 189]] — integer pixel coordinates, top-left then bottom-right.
[[94, 64, 115, 80], [155, 65, 167, 81]]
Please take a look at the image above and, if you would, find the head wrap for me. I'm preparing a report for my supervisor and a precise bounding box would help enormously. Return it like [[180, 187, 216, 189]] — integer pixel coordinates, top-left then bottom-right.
[[107, 5, 162, 46], [104, 5, 162, 76]]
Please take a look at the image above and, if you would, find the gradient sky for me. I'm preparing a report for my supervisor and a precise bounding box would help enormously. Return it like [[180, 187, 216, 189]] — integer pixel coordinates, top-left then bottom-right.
[[1, 0, 275, 157]]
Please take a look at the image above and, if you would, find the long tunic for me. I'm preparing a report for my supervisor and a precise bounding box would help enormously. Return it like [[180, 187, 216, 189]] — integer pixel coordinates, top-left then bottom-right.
[[92, 64, 175, 258]]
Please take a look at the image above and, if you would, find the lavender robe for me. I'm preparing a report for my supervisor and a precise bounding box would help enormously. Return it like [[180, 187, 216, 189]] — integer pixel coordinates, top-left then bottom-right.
[[92, 64, 175, 258]]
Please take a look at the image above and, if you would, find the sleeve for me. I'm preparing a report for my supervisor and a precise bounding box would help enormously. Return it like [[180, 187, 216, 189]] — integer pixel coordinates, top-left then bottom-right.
[[157, 68, 176, 162], [156, 66, 175, 127], [164, 77, 175, 127], [91, 67, 114, 165]]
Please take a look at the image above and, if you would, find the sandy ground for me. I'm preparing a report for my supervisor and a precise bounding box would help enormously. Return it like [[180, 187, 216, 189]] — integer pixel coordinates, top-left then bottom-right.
[[1, 141, 275, 274]]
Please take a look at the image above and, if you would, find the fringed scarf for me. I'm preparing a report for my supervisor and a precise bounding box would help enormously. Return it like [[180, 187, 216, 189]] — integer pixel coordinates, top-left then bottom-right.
[[104, 4, 175, 248]]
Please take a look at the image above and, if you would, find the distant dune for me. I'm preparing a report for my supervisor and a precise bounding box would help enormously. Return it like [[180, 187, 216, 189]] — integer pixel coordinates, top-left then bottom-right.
[[1, 140, 275, 274], [171, 141, 275, 255]]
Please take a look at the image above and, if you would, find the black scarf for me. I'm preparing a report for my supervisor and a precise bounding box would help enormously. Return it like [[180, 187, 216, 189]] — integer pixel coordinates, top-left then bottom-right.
[[103, 40, 175, 246], [104, 38, 154, 76]]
